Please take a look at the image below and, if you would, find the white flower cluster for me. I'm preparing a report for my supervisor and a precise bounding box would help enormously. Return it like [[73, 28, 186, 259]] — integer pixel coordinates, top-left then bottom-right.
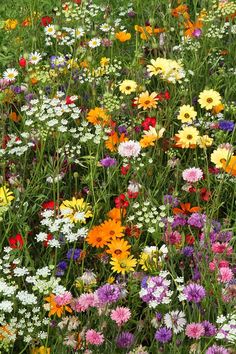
[[216, 313, 236, 343], [35, 209, 88, 248], [0, 133, 35, 158]]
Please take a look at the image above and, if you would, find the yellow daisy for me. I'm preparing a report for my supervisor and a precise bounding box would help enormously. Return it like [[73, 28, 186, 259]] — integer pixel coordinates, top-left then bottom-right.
[[110, 255, 137, 275], [177, 105, 197, 123], [147, 58, 168, 77], [210, 147, 232, 168], [198, 89, 222, 110], [198, 135, 213, 148], [119, 80, 137, 95], [60, 197, 93, 223], [0, 186, 14, 206], [134, 91, 158, 110], [175, 126, 200, 148]]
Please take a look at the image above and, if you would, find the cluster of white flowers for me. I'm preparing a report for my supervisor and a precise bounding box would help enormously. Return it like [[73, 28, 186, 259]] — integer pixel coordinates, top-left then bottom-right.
[[35, 209, 88, 248], [0, 133, 35, 158], [216, 313, 236, 342]]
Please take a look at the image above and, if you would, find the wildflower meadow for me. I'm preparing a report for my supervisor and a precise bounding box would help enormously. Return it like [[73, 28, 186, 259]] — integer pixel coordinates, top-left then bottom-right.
[[1, 0, 236, 353]]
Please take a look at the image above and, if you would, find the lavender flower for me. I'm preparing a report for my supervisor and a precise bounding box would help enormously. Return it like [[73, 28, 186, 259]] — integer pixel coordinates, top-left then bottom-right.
[[116, 332, 134, 348], [206, 344, 229, 354], [187, 213, 206, 229], [181, 246, 194, 257], [100, 156, 117, 167], [202, 321, 217, 337], [164, 194, 179, 207], [155, 327, 172, 343], [183, 283, 206, 303], [66, 248, 81, 261], [97, 284, 121, 304]]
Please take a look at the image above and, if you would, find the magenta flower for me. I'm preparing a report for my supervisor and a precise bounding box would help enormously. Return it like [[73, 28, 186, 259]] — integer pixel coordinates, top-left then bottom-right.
[[110, 306, 131, 326], [185, 323, 205, 339]]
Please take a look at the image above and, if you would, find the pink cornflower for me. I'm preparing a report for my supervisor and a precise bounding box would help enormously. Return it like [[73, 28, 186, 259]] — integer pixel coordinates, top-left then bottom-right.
[[211, 242, 233, 255], [55, 291, 72, 306], [118, 140, 141, 158], [185, 323, 205, 339], [110, 307, 131, 326], [219, 267, 233, 283], [71, 293, 98, 312], [85, 329, 104, 346], [182, 167, 203, 183]]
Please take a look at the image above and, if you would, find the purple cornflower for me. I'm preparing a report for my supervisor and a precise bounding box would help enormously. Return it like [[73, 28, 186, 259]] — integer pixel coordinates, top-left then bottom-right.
[[163, 194, 179, 207], [171, 215, 187, 228], [116, 332, 134, 348], [66, 248, 81, 261], [202, 321, 217, 337], [192, 268, 201, 282], [187, 213, 206, 229], [117, 125, 127, 134], [155, 327, 172, 343], [140, 275, 172, 308], [183, 283, 206, 303], [156, 313, 162, 321], [219, 120, 235, 132], [100, 156, 117, 167], [57, 261, 68, 270], [97, 284, 121, 304], [206, 344, 229, 354], [182, 246, 194, 257]]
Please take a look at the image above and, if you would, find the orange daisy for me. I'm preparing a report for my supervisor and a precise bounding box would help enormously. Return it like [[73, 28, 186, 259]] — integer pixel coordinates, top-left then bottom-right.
[[87, 107, 110, 126], [107, 207, 126, 221], [87, 225, 111, 248], [105, 132, 127, 152], [100, 219, 125, 238], [134, 91, 158, 110], [106, 238, 131, 259]]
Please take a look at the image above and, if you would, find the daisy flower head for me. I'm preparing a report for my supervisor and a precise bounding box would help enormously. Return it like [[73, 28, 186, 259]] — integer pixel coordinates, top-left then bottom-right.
[[177, 105, 197, 123], [88, 37, 101, 48], [110, 306, 131, 326], [86, 107, 110, 126], [134, 91, 158, 110], [119, 79, 137, 95], [118, 140, 141, 158], [3, 68, 18, 82], [110, 255, 137, 275], [75, 27, 85, 39], [29, 51, 42, 65], [175, 126, 200, 148], [45, 24, 56, 36], [147, 58, 168, 77], [87, 225, 111, 248], [182, 167, 203, 183], [106, 238, 131, 259], [198, 89, 222, 110], [210, 147, 232, 168], [60, 197, 93, 223], [100, 23, 111, 32]]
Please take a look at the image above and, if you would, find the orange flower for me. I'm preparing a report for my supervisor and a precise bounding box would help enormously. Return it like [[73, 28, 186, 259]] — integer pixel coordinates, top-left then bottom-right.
[[115, 31, 131, 42], [171, 5, 189, 18], [0, 325, 12, 340], [140, 134, 157, 148], [173, 203, 201, 215], [222, 156, 236, 176], [87, 107, 110, 126], [212, 103, 224, 115], [44, 294, 72, 318], [107, 207, 126, 221], [87, 225, 111, 248], [9, 112, 21, 122], [105, 132, 127, 152], [100, 219, 125, 238], [80, 60, 89, 68], [134, 25, 165, 40], [30, 77, 38, 85], [106, 238, 131, 259], [184, 19, 202, 37]]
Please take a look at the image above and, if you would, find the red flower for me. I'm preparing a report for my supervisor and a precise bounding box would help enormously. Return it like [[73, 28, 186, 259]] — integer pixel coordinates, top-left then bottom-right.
[[121, 164, 130, 175], [127, 191, 138, 199], [19, 58, 27, 68], [141, 117, 156, 131], [43, 234, 53, 247], [42, 200, 55, 210], [156, 90, 171, 101], [200, 188, 211, 202], [114, 194, 129, 208], [125, 225, 141, 239], [9, 234, 24, 249], [66, 96, 74, 105], [186, 234, 195, 245], [40, 16, 53, 27], [74, 0, 82, 3]]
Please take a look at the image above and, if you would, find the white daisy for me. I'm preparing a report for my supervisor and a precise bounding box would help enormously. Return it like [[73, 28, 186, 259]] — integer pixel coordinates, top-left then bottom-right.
[[164, 310, 186, 334], [45, 25, 56, 36], [75, 27, 85, 38], [29, 51, 42, 65], [88, 37, 101, 48], [3, 68, 18, 81], [100, 23, 111, 32]]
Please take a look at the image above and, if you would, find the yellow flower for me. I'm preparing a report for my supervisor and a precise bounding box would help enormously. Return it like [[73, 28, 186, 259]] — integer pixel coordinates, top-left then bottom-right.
[[198, 89, 222, 110], [31, 346, 50, 354], [210, 147, 232, 168], [198, 135, 213, 148], [0, 186, 14, 206], [110, 255, 137, 275], [87, 107, 110, 126], [115, 31, 131, 42], [177, 105, 197, 123], [60, 197, 93, 223], [4, 19, 18, 30], [106, 238, 131, 259], [134, 91, 158, 110], [147, 58, 168, 77], [175, 126, 200, 148], [119, 80, 137, 95], [100, 57, 110, 66]]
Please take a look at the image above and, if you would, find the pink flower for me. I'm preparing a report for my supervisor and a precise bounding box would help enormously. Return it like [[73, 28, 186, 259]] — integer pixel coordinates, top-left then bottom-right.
[[211, 242, 233, 255], [182, 167, 203, 183], [71, 293, 98, 312], [185, 323, 205, 339], [85, 329, 104, 346], [55, 291, 72, 306], [219, 267, 233, 283], [110, 307, 131, 326], [118, 141, 141, 158]]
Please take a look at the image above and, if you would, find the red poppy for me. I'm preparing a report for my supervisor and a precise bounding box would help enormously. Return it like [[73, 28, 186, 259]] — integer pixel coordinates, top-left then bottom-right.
[[19, 58, 27, 68], [42, 200, 55, 210], [114, 194, 129, 208], [121, 164, 130, 175], [141, 117, 156, 131], [9, 234, 24, 249], [40, 16, 53, 27], [173, 203, 201, 215]]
